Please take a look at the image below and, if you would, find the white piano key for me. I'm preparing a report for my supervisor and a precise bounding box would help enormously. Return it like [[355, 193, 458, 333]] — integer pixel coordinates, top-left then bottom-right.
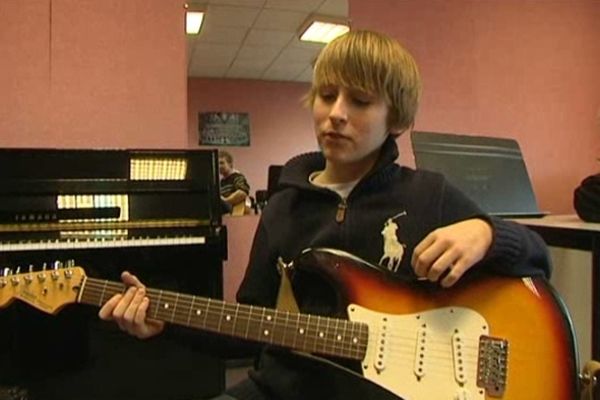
[[0, 236, 206, 252]]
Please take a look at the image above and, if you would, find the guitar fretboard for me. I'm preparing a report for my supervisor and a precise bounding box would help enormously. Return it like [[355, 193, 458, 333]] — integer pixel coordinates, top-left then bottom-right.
[[79, 278, 368, 360]]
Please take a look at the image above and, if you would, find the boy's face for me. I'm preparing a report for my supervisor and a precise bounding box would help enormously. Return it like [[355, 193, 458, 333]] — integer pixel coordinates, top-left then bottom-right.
[[218, 157, 232, 177], [313, 84, 390, 168]]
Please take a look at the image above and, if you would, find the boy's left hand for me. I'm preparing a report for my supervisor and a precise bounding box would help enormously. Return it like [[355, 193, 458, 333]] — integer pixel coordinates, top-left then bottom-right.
[[411, 218, 493, 287]]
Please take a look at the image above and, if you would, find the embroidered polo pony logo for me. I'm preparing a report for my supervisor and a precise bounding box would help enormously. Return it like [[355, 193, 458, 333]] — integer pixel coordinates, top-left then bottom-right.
[[379, 211, 407, 272]]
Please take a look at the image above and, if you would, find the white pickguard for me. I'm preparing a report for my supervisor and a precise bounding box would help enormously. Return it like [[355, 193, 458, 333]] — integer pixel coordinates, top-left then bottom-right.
[[348, 304, 489, 400]]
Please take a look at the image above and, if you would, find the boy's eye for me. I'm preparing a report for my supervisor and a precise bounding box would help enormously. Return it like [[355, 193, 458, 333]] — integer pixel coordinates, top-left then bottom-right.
[[318, 91, 337, 102], [351, 96, 371, 106]]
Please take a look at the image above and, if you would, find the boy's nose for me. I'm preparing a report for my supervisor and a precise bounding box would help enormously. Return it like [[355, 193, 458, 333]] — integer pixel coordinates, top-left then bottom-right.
[[328, 97, 348, 124]]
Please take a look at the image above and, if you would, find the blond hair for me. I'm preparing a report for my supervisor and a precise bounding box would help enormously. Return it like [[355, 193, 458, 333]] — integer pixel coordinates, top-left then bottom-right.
[[306, 30, 422, 135]]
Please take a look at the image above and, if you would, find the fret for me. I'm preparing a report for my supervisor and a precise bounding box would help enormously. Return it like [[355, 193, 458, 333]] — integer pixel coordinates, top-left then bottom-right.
[[99, 280, 109, 306], [257, 308, 268, 343], [216, 301, 225, 332], [152, 290, 164, 320], [171, 292, 180, 323], [278, 310, 290, 347], [332, 317, 343, 356], [270, 310, 284, 346], [243, 305, 253, 340], [191, 297, 206, 329], [298, 313, 310, 352], [230, 304, 241, 337], [265, 310, 276, 344], [291, 311, 300, 350], [202, 298, 211, 329], [186, 296, 195, 326], [313, 315, 324, 353], [322, 316, 331, 354], [348, 319, 362, 359], [314, 315, 324, 354], [205, 298, 222, 331], [310, 315, 318, 353], [348, 320, 360, 358], [247, 306, 262, 342]]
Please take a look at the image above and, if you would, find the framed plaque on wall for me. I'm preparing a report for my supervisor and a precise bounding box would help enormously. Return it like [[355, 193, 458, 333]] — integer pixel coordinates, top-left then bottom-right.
[[199, 112, 250, 146]]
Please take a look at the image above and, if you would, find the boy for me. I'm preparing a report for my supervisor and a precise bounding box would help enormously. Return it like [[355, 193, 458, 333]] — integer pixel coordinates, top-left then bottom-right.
[[100, 30, 549, 400], [219, 150, 251, 215]]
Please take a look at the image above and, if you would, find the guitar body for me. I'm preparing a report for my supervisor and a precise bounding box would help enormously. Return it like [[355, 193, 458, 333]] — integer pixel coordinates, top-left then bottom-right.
[[295, 248, 579, 400]]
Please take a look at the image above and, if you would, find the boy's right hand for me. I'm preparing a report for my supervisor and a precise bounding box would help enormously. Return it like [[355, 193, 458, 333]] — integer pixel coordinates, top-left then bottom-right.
[[98, 271, 165, 339]]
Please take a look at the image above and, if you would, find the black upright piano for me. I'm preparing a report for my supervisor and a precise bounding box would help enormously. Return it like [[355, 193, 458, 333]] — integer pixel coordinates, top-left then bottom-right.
[[0, 149, 227, 400]]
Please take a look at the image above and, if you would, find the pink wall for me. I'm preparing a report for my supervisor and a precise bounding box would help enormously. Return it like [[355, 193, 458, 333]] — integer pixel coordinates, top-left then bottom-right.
[[350, 0, 600, 213], [187, 78, 314, 192], [0, 0, 187, 148], [186, 1, 600, 213]]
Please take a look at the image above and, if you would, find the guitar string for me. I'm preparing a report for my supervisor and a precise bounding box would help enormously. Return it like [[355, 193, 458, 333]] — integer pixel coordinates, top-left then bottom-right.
[[29, 275, 503, 361], [16, 275, 516, 379], [81, 281, 507, 365], [81, 280, 499, 353], [81, 281, 369, 359], [82, 277, 501, 379], [81, 282, 486, 353]]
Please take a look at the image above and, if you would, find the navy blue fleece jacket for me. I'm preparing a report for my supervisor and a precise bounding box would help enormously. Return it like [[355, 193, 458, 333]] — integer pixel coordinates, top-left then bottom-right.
[[227, 136, 550, 400]]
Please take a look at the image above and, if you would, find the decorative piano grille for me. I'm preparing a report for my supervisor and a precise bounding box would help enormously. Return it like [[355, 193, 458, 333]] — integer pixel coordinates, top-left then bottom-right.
[[57, 194, 128, 237], [55, 158, 187, 238], [130, 158, 187, 180]]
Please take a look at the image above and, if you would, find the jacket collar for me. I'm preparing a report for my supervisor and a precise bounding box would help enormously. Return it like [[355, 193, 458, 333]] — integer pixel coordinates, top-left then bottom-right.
[[278, 135, 400, 191]]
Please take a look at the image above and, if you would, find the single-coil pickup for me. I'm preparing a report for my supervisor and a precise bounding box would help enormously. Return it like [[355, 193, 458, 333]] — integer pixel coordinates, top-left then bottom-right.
[[373, 317, 389, 373], [452, 331, 467, 384], [414, 324, 427, 379]]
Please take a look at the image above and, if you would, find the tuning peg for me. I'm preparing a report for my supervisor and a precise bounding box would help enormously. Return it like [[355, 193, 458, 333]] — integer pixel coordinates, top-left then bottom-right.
[[10, 270, 20, 286], [38, 263, 47, 282], [51, 261, 64, 281], [24, 265, 34, 284]]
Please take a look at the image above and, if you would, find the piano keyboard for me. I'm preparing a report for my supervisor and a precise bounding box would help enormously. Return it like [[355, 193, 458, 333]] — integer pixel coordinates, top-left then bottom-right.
[[0, 236, 206, 252]]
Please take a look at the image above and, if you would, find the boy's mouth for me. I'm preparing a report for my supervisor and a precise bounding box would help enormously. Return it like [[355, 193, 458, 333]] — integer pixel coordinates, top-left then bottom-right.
[[322, 131, 347, 140]]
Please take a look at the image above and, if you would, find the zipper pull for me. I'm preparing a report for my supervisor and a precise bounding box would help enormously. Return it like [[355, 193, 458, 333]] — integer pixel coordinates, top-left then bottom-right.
[[336, 200, 347, 223]]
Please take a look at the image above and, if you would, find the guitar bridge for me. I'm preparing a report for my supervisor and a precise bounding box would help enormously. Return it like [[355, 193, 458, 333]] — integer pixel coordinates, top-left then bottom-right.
[[477, 335, 508, 398]]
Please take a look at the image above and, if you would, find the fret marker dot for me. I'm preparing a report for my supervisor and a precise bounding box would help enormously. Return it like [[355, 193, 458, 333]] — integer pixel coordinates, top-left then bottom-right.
[[318, 332, 324, 338], [196, 310, 202, 315], [266, 315, 272, 321], [225, 315, 232, 321], [263, 330, 270, 336], [352, 337, 358, 344], [163, 303, 170, 309], [299, 328, 305, 335], [337, 335, 342, 341]]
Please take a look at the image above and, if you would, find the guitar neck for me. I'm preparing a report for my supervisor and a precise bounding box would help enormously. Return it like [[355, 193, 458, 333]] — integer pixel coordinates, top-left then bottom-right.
[[79, 277, 368, 361]]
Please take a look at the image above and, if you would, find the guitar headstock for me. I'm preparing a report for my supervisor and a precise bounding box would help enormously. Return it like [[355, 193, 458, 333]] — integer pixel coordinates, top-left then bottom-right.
[[0, 266, 87, 314]]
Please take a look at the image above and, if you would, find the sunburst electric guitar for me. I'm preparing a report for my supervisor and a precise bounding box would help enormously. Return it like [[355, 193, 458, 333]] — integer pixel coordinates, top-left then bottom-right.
[[0, 248, 579, 399]]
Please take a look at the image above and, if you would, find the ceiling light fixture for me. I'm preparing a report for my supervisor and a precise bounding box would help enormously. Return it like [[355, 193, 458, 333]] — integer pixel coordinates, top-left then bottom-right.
[[298, 15, 350, 44], [184, 3, 205, 35]]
